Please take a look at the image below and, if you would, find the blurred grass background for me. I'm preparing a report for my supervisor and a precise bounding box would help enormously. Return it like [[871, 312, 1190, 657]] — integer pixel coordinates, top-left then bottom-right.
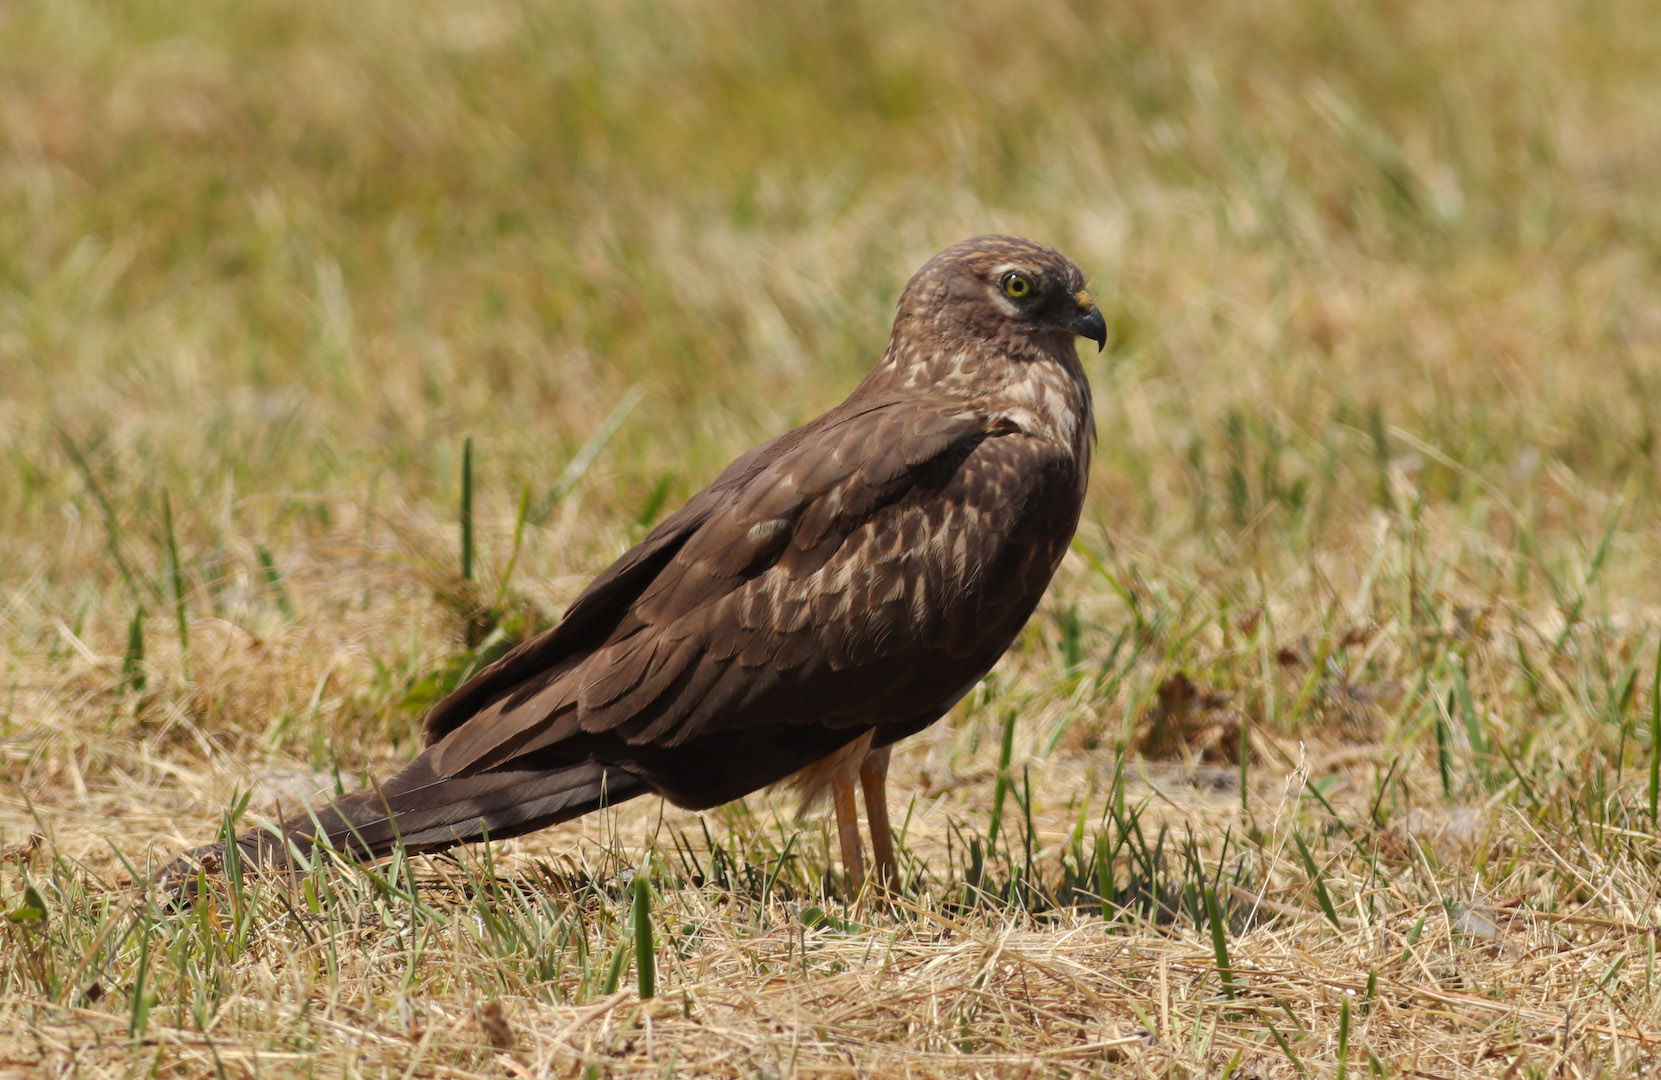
[[6, 0, 1661, 1075], [7, 0, 1661, 602]]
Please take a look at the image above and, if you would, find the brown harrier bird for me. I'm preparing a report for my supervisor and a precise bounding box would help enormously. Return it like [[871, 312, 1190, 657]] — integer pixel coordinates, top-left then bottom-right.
[[160, 235, 1105, 895]]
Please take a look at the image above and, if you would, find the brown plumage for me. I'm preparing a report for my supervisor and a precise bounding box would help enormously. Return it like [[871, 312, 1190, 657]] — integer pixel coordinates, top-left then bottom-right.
[[157, 235, 1106, 895]]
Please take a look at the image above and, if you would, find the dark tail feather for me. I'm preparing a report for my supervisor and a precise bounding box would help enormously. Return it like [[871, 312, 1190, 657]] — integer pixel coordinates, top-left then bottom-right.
[[152, 752, 650, 894]]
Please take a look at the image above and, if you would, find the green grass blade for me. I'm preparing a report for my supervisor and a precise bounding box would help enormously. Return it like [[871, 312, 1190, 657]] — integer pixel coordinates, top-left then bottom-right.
[[492, 483, 532, 610], [1651, 633, 1661, 827], [1367, 405, 1395, 515], [631, 857, 656, 1000], [459, 435, 475, 583], [121, 606, 146, 695], [600, 941, 630, 998], [986, 708, 1017, 852], [1336, 995, 1351, 1080], [1434, 694, 1454, 798], [128, 915, 154, 1040], [1204, 884, 1237, 1000], [257, 547, 297, 619], [530, 387, 644, 525], [1292, 831, 1343, 930], [57, 429, 147, 602], [162, 489, 189, 678], [1452, 662, 1484, 764], [1262, 1014, 1308, 1078]]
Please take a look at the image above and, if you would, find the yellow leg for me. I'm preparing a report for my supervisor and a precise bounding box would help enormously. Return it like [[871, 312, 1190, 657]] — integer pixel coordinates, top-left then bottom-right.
[[831, 769, 866, 897], [859, 745, 897, 892]]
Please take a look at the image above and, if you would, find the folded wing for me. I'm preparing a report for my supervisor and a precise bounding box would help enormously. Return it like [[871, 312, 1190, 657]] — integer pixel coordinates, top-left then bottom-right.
[[419, 397, 1082, 809]]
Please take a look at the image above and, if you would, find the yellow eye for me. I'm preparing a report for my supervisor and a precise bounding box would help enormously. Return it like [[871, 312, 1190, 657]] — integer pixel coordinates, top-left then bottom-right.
[[1002, 272, 1033, 299]]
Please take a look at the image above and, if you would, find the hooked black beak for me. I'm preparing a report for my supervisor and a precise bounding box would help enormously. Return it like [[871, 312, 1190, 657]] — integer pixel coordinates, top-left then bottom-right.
[[1066, 291, 1108, 352]]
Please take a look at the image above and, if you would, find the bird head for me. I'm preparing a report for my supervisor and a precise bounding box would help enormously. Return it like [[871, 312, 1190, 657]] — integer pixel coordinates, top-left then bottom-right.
[[892, 235, 1108, 360]]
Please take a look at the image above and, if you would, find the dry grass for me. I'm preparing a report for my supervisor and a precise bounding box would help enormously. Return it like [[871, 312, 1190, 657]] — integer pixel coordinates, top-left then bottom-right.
[[6, 0, 1661, 1075]]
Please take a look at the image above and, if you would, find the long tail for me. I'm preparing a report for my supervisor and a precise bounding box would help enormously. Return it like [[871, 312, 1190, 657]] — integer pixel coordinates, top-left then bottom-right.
[[153, 750, 650, 894]]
